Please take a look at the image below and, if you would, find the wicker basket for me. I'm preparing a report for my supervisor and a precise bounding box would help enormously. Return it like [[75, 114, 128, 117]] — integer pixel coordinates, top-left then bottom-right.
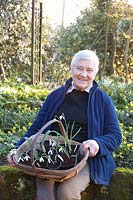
[[13, 119, 89, 182]]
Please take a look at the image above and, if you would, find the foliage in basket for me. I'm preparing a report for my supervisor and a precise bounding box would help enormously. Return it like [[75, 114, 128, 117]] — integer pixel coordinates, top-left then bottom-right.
[[12, 115, 83, 170]]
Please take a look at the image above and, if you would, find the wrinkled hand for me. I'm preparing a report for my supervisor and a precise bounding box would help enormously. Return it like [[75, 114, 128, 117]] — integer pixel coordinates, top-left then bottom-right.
[[7, 150, 16, 167], [82, 140, 99, 157]]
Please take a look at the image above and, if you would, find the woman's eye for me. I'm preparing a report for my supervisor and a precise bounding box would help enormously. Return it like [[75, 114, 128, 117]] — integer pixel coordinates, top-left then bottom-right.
[[76, 66, 82, 70], [87, 69, 93, 72]]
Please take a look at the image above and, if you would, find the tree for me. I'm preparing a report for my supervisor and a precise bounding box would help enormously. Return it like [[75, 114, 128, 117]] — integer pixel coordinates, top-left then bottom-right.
[[0, 0, 54, 83], [0, 0, 32, 81], [51, 0, 133, 81]]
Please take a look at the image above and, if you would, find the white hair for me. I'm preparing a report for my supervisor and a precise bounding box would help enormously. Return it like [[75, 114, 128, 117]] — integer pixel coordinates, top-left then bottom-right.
[[71, 50, 99, 73]]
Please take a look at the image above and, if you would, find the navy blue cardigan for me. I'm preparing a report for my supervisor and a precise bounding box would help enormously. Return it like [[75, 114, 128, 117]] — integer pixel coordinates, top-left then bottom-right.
[[16, 78, 122, 185]]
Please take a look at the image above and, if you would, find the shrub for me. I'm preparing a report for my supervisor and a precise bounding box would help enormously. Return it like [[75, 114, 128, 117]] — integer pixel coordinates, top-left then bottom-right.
[[0, 80, 49, 156], [98, 77, 133, 169]]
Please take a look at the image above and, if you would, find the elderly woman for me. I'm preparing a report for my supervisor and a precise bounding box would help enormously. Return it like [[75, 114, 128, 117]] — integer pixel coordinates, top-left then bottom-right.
[[7, 50, 122, 200]]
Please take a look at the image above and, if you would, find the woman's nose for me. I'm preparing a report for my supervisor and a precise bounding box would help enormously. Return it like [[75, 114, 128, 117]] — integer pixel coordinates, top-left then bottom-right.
[[80, 70, 87, 77]]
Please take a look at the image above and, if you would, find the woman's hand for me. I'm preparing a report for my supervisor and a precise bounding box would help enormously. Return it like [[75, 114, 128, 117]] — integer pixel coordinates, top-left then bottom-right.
[[7, 150, 16, 167], [82, 140, 99, 157]]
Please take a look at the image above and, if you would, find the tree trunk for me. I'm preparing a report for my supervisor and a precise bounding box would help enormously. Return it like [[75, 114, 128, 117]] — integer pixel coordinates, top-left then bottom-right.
[[103, 16, 109, 73], [124, 19, 132, 83], [109, 30, 116, 75], [31, 0, 35, 85], [0, 65, 6, 81]]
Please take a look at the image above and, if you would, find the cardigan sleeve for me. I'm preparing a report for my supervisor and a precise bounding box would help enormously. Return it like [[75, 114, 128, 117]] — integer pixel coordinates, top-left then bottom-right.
[[93, 96, 122, 156]]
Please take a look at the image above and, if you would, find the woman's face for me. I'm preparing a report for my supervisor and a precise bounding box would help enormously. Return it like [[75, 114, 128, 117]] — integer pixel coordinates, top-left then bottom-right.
[[71, 59, 97, 91]]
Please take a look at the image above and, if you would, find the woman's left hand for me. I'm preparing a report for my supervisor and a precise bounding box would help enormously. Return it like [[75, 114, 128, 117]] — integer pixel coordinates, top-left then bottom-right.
[[82, 140, 99, 157]]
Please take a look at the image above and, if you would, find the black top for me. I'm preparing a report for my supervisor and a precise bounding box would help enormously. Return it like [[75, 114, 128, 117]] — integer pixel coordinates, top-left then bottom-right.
[[51, 89, 88, 142]]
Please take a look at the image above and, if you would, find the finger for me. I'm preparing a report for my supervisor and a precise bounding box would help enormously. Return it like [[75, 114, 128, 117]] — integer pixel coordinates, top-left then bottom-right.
[[89, 148, 98, 157]]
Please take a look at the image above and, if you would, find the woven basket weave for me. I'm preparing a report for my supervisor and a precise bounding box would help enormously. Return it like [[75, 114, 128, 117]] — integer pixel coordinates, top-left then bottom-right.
[[13, 119, 89, 182]]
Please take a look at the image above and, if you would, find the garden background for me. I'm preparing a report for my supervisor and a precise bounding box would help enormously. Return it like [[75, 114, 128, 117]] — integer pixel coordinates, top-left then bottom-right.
[[0, 0, 133, 171]]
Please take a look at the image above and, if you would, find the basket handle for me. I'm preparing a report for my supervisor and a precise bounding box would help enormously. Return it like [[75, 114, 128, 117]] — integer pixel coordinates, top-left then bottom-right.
[[30, 118, 67, 165]]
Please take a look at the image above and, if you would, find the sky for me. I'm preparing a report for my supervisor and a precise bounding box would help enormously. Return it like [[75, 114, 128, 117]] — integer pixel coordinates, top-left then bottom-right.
[[128, 0, 133, 5], [43, 0, 133, 28], [43, 0, 90, 27]]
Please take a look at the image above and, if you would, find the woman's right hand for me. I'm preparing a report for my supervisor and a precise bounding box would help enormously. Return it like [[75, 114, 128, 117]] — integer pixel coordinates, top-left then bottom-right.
[[7, 150, 16, 167]]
